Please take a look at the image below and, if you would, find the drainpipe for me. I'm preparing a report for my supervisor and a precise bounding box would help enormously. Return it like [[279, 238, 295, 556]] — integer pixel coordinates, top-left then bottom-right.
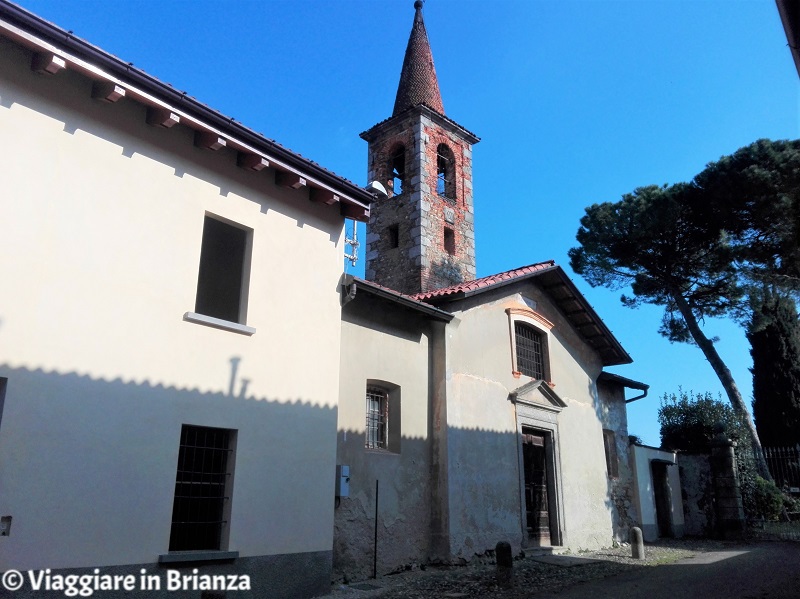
[[625, 387, 649, 404]]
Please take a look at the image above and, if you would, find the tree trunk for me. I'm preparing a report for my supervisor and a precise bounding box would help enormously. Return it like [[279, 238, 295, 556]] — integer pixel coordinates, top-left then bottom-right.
[[671, 291, 772, 481]]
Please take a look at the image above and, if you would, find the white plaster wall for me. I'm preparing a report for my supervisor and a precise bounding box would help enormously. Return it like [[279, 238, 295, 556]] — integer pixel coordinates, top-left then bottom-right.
[[0, 39, 344, 570], [335, 304, 433, 579], [630, 445, 685, 541], [444, 287, 614, 553]]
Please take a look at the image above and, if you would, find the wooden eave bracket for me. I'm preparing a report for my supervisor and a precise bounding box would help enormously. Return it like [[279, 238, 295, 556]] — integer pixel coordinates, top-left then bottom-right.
[[310, 188, 340, 205], [146, 107, 180, 128], [91, 81, 125, 102], [1, 17, 375, 222], [195, 131, 226, 151], [31, 51, 65, 74], [275, 171, 307, 189], [237, 152, 269, 171], [340, 201, 369, 222]]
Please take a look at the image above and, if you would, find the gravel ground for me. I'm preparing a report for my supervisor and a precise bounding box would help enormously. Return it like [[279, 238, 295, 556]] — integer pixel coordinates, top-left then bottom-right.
[[322, 539, 733, 599]]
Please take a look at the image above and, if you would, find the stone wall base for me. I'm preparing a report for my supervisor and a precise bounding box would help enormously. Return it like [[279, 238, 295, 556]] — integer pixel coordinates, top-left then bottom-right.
[[5, 551, 332, 599]]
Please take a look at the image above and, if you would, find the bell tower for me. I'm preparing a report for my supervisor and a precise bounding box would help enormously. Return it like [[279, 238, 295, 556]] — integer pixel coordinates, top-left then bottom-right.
[[361, 0, 479, 295]]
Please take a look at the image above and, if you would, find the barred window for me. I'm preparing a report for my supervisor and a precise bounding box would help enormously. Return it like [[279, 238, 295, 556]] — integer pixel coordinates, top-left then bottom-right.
[[365, 387, 388, 449], [169, 425, 234, 552], [515, 322, 546, 380]]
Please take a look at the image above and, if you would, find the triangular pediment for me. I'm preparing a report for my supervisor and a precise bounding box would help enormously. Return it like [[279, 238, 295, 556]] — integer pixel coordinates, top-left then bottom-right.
[[509, 379, 567, 412]]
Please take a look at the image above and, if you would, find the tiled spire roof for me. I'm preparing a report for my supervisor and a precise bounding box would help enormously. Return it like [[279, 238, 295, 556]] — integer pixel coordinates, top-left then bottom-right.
[[393, 0, 445, 116]]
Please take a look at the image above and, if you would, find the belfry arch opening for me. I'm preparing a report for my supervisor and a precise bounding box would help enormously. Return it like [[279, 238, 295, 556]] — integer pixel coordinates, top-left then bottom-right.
[[388, 145, 406, 196], [436, 143, 455, 202]]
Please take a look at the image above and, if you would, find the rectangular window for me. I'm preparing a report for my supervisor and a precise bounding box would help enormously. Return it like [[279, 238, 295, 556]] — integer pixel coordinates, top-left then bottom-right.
[[515, 322, 545, 379], [443, 227, 455, 255], [169, 425, 235, 552], [195, 215, 251, 324], [365, 387, 388, 449], [603, 429, 619, 478], [387, 224, 399, 249]]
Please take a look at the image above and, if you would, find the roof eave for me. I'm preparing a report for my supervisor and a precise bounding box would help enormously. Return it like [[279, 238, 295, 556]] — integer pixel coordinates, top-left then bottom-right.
[[598, 371, 649, 391], [422, 265, 632, 367], [777, 0, 800, 78], [0, 0, 373, 220], [361, 103, 480, 145], [343, 276, 454, 322]]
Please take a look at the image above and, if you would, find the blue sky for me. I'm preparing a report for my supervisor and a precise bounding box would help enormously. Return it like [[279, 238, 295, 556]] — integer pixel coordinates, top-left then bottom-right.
[[19, 0, 799, 445]]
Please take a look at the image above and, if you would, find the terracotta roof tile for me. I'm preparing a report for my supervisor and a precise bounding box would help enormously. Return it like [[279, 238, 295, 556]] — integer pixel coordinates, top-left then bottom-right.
[[411, 260, 557, 301]]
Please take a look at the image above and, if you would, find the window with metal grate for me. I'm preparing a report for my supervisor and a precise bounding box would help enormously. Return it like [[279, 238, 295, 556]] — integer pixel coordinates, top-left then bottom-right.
[[515, 322, 545, 380], [169, 425, 234, 552], [365, 387, 388, 449]]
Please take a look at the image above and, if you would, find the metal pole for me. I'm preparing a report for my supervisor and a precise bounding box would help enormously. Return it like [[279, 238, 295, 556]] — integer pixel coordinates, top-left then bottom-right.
[[373, 479, 379, 579]]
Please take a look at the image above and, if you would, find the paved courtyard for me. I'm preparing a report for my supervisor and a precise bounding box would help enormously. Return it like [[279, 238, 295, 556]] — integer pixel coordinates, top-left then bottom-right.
[[324, 539, 800, 599]]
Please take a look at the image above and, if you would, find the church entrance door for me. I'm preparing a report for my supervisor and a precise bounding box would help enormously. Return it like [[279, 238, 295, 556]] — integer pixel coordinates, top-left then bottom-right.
[[522, 431, 551, 544]]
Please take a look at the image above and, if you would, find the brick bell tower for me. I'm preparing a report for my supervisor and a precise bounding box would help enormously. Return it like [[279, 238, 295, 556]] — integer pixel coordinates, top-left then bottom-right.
[[361, 0, 479, 295]]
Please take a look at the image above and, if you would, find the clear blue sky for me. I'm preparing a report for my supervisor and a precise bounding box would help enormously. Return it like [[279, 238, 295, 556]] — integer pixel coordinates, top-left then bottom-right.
[[19, 0, 799, 446]]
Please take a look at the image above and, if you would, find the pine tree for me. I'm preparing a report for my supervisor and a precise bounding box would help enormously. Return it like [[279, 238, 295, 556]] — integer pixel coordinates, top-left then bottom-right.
[[748, 291, 800, 447]]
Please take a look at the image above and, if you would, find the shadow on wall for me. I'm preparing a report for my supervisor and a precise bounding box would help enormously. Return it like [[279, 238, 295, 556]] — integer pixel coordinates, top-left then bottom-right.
[[333, 421, 623, 584], [0, 363, 625, 589], [584, 377, 637, 543], [0, 361, 339, 599]]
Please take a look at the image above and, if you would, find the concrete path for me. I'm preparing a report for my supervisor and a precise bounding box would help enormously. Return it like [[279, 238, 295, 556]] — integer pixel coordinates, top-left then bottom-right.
[[536, 542, 800, 599]]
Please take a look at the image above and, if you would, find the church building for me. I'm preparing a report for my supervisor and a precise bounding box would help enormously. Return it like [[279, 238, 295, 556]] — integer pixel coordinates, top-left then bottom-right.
[[0, 0, 649, 596], [334, 1, 645, 582]]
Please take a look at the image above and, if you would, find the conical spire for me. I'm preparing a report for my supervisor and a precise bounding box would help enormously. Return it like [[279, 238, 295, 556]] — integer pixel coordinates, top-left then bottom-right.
[[392, 0, 445, 116]]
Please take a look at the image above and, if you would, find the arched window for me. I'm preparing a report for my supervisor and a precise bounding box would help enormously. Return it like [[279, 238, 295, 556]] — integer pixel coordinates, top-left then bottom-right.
[[436, 143, 456, 202], [514, 322, 547, 380], [388, 146, 405, 196]]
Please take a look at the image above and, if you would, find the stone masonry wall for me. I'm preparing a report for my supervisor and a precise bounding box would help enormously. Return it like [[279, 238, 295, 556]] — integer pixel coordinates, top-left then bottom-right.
[[364, 115, 421, 294], [417, 114, 475, 292], [597, 381, 638, 542], [364, 110, 476, 295], [677, 452, 714, 536]]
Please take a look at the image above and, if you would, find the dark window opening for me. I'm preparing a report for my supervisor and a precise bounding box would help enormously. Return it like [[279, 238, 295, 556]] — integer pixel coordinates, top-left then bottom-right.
[[387, 224, 399, 248], [436, 144, 455, 202], [603, 429, 619, 478], [169, 425, 234, 552], [389, 147, 405, 196], [365, 387, 388, 449], [515, 322, 546, 379], [443, 227, 455, 255], [195, 216, 249, 323]]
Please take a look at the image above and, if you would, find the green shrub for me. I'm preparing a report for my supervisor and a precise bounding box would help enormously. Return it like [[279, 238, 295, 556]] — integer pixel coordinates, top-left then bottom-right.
[[750, 476, 785, 520]]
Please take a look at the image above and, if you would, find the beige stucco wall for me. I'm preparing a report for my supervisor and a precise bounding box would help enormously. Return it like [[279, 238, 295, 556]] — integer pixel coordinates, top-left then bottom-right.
[[0, 38, 344, 571], [335, 295, 435, 581], [443, 285, 616, 554], [630, 445, 685, 542]]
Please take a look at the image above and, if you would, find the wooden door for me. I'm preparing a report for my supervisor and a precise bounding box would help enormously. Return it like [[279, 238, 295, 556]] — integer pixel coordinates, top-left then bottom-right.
[[522, 433, 551, 543]]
